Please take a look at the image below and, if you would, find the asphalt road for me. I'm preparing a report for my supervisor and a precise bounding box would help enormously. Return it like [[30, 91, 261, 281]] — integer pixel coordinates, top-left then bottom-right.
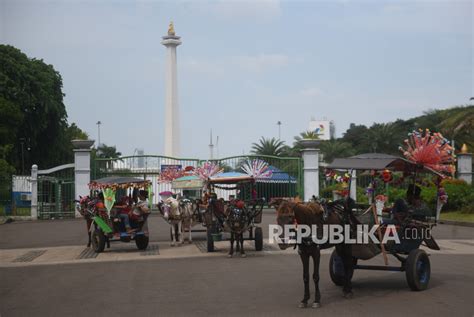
[[1, 211, 473, 249], [1, 253, 473, 316], [1, 213, 473, 316]]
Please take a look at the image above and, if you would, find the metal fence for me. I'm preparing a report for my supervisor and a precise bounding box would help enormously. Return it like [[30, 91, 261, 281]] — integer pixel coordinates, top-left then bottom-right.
[[93, 155, 304, 204], [38, 165, 75, 219]]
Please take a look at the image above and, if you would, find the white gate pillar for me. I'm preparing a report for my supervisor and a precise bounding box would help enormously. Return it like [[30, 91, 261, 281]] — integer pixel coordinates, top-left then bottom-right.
[[300, 140, 321, 201], [457, 144, 472, 184], [72, 140, 95, 218], [30, 164, 38, 219]]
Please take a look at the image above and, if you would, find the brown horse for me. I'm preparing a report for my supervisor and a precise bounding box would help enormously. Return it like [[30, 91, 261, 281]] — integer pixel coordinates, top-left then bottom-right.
[[75, 196, 94, 247], [275, 199, 354, 308]]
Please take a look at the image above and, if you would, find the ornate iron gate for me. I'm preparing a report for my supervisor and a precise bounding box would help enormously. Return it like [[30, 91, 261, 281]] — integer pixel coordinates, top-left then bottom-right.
[[38, 166, 75, 219]]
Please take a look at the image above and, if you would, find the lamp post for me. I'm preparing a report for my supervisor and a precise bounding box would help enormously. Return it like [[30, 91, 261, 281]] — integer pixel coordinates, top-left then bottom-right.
[[96, 121, 102, 150], [277, 121, 282, 140]]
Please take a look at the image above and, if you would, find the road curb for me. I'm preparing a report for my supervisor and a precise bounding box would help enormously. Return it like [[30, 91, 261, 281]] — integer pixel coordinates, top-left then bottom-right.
[[439, 220, 474, 227]]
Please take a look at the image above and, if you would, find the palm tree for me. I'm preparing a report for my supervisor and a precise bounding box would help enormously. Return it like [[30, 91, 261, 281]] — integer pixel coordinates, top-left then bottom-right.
[[251, 137, 286, 156], [319, 140, 355, 163], [293, 131, 320, 146], [362, 123, 400, 155], [439, 106, 474, 149], [96, 144, 122, 159]]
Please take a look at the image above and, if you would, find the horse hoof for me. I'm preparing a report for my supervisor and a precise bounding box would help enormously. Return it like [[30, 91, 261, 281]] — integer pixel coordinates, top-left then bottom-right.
[[298, 302, 308, 308], [343, 291, 353, 299], [171, 243, 175, 247], [241, 253, 247, 258], [312, 302, 321, 309], [188, 240, 192, 244], [227, 254, 233, 258]]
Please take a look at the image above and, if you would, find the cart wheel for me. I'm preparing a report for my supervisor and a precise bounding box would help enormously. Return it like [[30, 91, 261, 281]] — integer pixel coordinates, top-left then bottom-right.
[[91, 229, 106, 253], [405, 249, 430, 291], [329, 249, 356, 286], [207, 226, 215, 252], [254, 227, 263, 251], [135, 235, 149, 250]]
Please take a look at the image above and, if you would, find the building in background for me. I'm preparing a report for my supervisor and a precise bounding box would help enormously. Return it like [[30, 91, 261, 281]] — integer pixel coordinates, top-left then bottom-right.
[[308, 119, 335, 140]]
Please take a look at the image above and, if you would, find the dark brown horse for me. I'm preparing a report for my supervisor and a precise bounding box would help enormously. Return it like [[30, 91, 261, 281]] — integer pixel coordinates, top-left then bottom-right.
[[275, 199, 354, 308]]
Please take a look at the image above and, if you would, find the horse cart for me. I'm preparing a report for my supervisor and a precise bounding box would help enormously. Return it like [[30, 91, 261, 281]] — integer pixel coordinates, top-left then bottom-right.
[[204, 173, 265, 253], [76, 177, 152, 253], [325, 150, 452, 291]]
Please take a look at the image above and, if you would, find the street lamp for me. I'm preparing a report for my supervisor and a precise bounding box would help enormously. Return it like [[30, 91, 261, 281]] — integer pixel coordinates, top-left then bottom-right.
[[96, 121, 102, 149], [277, 121, 282, 140]]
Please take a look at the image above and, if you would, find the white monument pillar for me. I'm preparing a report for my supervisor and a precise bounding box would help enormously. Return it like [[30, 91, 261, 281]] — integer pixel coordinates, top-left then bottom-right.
[[72, 140, 94, 217], [300, 139, 321, 201], [161, 22, 182, 157], [457, 144, 472, 184]]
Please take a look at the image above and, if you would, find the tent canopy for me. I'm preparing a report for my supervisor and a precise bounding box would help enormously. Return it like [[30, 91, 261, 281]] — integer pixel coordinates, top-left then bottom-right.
[[209, 172, 254, 184], [256, 165, 297, 184]]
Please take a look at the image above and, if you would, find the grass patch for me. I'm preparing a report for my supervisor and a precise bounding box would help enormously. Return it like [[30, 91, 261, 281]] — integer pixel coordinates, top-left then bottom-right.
[[440, 211, 474, 223]]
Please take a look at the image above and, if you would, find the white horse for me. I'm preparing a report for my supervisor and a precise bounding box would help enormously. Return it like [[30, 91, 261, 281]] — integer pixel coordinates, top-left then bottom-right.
[[161, 197, 183, 246], [178, 198, 196, 244]]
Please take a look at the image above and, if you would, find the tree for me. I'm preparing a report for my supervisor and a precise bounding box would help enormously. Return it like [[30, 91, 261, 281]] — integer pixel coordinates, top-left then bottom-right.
[[96, 144, 122, 159], [0, 45, 73, 170], [251, 137, 286, 156], [439, 106, 474, 150], [319, 140, 355, 163]]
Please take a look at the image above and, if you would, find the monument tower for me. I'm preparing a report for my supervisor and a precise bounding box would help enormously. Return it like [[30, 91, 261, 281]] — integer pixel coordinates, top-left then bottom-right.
[[161, 22, 181, 157]]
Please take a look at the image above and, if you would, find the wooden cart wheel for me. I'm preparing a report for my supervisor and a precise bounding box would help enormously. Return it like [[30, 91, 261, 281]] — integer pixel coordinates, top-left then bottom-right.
[[405, 249, 430, 291], [329, 249, 356, 286], [91, 229, 106, 253]]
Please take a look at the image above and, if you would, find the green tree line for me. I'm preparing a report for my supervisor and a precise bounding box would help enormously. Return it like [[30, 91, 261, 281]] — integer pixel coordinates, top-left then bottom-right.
[[251, 105, 474, 163]]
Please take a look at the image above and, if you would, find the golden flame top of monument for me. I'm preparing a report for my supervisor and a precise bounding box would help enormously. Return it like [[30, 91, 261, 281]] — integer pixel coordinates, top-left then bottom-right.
[[461, 143, 468, 154], [168, 21, 175, 36]]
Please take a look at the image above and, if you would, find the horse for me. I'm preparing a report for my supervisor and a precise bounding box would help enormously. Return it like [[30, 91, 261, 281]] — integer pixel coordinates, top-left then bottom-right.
[[275, 198, 355, 309], [178, 198, 197, 244], [225, 200, 251, 258], [75, 195, 95, 247], [159, 197, 184, 246]]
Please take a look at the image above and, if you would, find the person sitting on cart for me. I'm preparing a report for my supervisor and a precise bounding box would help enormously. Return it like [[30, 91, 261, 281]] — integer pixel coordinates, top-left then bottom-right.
[[114, 196, 134, 233], [131, 190, 150, 223], [387, 184, 427, 224]]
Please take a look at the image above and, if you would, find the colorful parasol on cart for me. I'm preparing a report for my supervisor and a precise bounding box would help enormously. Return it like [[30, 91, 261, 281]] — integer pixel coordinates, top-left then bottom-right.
[[399, 129, 456, 177], [194, 161, 223, 180], [240, 159, 273, 179]]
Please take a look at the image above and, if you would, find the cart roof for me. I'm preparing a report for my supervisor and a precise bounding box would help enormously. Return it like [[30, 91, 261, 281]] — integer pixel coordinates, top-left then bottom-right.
[[326, 153, 443, 176], [89, 176, 151, 189], [172, 175, 203, 189], [208, 172, 254, 184]]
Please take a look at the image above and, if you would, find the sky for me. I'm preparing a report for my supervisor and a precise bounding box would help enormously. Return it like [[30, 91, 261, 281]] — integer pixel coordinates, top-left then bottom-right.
[[1, 0, 473, 159]]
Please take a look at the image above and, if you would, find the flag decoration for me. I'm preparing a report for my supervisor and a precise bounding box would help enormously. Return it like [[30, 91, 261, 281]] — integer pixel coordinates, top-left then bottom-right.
[[194, 161, 223, 180], [103, 188, 116, 212], [158, 166, 185, 183], [399, 129, 456, 176], [241, 159, 273, 179]]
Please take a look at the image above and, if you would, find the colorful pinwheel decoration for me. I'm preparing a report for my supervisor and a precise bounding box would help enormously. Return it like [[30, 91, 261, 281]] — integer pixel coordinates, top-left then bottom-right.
[[241, 159, 273, 179], [158, 166, 185, 183], [399, 129, 456, 176], [194, 161, 223, 180]]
